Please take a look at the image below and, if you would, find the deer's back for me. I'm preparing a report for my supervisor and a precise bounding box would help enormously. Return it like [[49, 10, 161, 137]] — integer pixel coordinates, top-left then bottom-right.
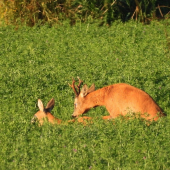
[[102, 83, 164, 120]]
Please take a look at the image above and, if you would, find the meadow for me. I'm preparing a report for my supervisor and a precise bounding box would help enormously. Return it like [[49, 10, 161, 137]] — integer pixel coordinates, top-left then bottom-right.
[[1, 20, 170, 169]]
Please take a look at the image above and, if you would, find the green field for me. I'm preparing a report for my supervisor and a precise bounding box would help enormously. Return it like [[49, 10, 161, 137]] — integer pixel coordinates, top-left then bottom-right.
[[1, 20, 170, 169]]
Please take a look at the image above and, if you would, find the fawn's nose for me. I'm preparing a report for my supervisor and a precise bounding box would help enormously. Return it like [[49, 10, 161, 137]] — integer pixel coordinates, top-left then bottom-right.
[[31, 115, 37, 123]]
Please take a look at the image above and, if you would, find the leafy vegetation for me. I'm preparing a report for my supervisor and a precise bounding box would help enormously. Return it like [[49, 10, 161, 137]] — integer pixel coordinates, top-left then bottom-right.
[[0, 20, 170, 169], [0, 0, 170, 26]]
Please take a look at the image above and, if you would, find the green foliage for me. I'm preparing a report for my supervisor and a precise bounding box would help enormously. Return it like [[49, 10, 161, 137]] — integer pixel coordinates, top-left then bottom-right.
[[0, 0, 169, 26], [0, 21, 170, 169]]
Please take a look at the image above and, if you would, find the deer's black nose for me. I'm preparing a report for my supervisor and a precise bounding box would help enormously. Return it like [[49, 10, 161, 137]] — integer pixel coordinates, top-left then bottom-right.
[[72, 115, 76, 118]]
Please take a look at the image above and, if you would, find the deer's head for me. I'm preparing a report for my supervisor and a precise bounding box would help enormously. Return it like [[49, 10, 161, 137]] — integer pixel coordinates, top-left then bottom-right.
[[69, 78, 95, 117], [31, 98, 55, 125]]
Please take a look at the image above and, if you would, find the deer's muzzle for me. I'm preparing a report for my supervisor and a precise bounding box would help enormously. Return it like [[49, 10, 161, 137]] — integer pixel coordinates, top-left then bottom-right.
[[72, 114, 77, 118]]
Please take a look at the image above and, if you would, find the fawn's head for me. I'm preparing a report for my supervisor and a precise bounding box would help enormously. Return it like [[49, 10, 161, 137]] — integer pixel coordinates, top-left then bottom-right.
[[69, 78, 95, 117], [31, 98, 55, 125]]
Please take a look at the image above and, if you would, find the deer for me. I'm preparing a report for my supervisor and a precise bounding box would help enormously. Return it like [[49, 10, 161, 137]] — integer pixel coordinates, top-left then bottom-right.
[[69, 78, 166, 121], [31, 98, 92, 125]]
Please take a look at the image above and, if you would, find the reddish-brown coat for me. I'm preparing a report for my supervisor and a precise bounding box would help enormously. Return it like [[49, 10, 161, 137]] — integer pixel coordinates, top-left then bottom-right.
[[32, 98, 91, 125], [71, 82, 166, 121]]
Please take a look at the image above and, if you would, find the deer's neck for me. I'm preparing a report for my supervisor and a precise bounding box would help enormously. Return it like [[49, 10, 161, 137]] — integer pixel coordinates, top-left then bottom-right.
[[85, 87, 106, 107], [46, 113, 62, 124]]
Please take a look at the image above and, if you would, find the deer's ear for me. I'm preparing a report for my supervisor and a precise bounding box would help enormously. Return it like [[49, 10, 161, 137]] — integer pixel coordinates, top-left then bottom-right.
[[87, 84, 95, 93], [38, 99, 44, 112], [80, 84, 89, 97], [46, 98, 55, 113]]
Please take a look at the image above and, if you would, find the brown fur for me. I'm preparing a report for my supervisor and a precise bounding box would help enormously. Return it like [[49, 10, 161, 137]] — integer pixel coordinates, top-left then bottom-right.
[[31, 98, 92, 125], [71, 83, 166, 121]]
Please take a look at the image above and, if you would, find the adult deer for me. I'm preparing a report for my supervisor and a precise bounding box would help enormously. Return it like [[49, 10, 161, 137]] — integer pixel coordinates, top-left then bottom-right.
[[69, 78, 166, 121], [31, 98, 92, 125]]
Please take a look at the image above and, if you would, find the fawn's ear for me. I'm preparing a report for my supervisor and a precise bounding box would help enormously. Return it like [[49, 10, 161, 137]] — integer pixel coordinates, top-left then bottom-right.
[[38, 99, 44, 112], [45, 98, 55, 113]]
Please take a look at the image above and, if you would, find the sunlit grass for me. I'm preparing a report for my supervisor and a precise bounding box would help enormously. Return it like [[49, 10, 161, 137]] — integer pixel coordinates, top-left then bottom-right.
[[0, 20, 170, 169]]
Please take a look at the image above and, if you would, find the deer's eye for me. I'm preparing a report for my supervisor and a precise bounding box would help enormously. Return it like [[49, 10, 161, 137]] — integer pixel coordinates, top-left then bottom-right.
[[74, 103, 77, 108]]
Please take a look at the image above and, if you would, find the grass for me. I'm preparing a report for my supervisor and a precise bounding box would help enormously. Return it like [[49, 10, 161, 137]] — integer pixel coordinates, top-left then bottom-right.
[[0, 20, 170, 169]]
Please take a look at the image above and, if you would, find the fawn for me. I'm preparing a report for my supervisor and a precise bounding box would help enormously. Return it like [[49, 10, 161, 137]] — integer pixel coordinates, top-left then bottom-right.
[[31, 98, 92, 125]]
